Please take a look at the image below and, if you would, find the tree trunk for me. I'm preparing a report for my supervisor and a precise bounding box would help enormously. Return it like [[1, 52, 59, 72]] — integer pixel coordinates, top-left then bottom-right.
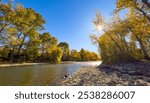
[[136, 35, 150, 59], [142, 0, 150, 9], [17, 35, 26, 56], [10, 46, 15, 63], [135, 7, 150, 21], [104, 30, 123, 52], [10, 33, 23, 62]]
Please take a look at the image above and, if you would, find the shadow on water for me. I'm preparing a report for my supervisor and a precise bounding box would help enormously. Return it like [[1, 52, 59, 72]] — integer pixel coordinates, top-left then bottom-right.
[[0, 61, 101, 86]]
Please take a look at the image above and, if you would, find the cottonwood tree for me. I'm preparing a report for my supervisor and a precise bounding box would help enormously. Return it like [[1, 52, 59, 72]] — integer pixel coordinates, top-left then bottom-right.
[[116, 0, 150, 21], [92, 3, 150, 64], [39, 32, 58, 61], [58, 42, 70, 61]]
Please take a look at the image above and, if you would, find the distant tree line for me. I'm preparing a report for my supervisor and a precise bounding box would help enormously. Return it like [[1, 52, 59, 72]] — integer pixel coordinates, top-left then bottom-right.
[[58, 42, 100, 61], [0, 2, 100, 63], [91, 0, 150, 64]]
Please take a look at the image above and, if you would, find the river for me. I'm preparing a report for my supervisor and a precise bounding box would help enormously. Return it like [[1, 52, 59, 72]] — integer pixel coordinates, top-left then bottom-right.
[[0, 61, 101, 86]]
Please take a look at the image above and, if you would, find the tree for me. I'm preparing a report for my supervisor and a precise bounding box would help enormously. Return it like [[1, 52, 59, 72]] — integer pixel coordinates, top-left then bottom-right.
[[48, 46, 63, 63], [13, 6, 45, 59], [79, 48, 100, 61], [69, 49, 80, 61], [127, 9, 150, 59], [79, 48, 86, 61], [116, 0, 150, 59], [0, 3, 46, 62], [39, 32, 58, 61], [58, 42, 69, 61], [24, 37, 41, 62], [116, 0, 150, 21], [0, 2, 100, 63], [91, 1, 150, 64]]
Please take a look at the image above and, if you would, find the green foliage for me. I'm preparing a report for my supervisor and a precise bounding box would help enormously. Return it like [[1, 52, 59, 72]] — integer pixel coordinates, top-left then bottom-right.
[[0, 46, 10, 61], [0, 2, 101, 63], [48, 46, 63, 63], [0, 2, 60, 63], [79, 48, 100, 61], [69, 49, 80, 61], [58, 42, 69, 61], [92, 1, 150, 64], [116, 0, 150, 21], [68, 48, 100, 61]]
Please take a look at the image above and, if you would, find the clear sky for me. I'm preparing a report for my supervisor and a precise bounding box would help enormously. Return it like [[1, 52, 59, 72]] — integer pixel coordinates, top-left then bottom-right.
[[4, 0, 116, 53]]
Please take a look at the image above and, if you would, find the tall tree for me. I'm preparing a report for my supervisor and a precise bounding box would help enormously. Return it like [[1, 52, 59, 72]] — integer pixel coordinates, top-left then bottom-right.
[[39, 32, 58, 61], [128, 9, 150, 59], [116, 0, 150, 21], [91, 1, 150, 64], [58, 42, 69, 61], [0, 3, 45, 62]]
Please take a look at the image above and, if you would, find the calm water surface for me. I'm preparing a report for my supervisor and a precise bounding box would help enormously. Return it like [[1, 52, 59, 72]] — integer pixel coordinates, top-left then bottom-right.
[[0, 61, 101, 86]]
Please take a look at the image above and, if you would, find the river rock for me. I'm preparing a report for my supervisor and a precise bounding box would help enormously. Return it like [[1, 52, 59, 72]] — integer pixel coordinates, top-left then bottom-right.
[[61, 61, 150, 86]]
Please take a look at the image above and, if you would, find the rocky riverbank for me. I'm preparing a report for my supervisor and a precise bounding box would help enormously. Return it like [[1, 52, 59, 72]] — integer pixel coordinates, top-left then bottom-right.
[[61, 61, 150, 86]]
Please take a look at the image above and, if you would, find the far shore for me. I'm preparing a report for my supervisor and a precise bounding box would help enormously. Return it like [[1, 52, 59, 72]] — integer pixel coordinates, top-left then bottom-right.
[[0, 62, 48, 67], [0, 61, 101, 67]]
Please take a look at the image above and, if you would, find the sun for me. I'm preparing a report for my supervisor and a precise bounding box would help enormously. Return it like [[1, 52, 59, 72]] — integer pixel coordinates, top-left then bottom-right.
[[96, 25, 103, 31]]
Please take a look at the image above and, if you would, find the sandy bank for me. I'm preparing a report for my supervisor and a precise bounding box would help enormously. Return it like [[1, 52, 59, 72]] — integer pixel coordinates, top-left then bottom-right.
[[0, 63, 47, 67]]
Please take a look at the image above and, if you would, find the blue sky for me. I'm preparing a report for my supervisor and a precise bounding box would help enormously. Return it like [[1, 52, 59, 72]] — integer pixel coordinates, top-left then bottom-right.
[[3, 0, 116, 53]]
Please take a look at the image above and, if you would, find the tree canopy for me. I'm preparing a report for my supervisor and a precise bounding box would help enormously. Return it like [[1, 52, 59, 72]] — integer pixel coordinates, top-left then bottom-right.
[[0, 2, 100, 63], [91, 0, 150, 64]]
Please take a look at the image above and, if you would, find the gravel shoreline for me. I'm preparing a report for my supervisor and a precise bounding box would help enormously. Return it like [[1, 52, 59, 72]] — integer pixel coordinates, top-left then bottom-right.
[[61, 61, 150, 86]]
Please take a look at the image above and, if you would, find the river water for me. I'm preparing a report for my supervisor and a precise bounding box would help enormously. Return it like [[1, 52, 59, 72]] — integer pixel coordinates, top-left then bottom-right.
[[0, 61, 101, 86]]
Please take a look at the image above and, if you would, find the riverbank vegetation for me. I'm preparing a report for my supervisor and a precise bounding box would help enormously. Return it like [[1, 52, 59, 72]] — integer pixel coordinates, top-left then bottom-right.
[[0, 1, 100, 64], [91, 0, 150, 64], [62, 0, 150, 86]]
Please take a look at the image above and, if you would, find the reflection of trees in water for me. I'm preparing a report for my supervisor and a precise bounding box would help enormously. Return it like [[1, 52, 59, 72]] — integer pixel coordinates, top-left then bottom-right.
[[0, 66, 33, 85], [21, 68, 33, 86], [30, 64, 68, 85], [0, 65, 68, 85]]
